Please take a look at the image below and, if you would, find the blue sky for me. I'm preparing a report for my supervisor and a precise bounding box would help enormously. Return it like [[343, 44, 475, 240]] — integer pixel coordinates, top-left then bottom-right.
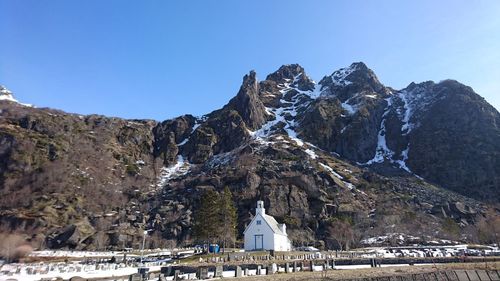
[[1, 1, 499, 120]]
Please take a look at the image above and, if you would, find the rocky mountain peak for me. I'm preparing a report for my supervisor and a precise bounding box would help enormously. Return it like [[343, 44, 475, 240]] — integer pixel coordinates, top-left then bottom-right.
[[266, 64, 305, 82], [319, 62, 386, 96], [0, 85, 16, 102], [266, 64, 315, 91], [0, 85, 33, 107], [224, 71, 268, 130], [0, 64, 499, 251]]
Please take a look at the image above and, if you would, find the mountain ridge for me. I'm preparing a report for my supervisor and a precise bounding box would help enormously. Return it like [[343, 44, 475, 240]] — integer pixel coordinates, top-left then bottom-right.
[[0, 62, 498, 250]]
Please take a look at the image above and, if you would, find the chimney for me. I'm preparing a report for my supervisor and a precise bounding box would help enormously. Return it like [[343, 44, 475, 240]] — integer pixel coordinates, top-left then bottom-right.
[[256, 200, 265, 215]]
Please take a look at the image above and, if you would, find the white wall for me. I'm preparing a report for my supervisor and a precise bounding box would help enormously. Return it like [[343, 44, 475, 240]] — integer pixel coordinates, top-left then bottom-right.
[[244, 213, 275, 251], [273, 234, 291, 251]]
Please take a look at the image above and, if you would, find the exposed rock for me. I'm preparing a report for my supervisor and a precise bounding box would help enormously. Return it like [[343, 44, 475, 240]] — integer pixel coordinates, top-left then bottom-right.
[[0, 62, 498, 250], [225, 71, 268, 130]]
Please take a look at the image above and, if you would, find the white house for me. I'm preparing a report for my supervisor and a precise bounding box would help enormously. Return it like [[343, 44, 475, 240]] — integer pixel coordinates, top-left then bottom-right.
[[243, 201, 292, 251]]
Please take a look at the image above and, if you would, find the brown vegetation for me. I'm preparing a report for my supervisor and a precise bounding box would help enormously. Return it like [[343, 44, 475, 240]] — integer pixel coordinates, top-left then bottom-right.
[[0, 233, 33, 262]]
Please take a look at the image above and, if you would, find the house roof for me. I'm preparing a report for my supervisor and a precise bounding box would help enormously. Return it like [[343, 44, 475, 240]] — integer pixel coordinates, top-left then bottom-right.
[[263, 214, 286, 236], [244, 212, 287, 236]]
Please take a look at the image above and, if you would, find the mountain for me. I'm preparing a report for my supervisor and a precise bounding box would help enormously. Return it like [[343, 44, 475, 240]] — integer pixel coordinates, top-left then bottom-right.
[[0, 63, 498, 250]]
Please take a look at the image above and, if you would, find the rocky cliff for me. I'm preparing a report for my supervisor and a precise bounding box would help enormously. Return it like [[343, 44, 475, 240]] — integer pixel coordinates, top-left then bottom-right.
[[0, 62, 498, 250]]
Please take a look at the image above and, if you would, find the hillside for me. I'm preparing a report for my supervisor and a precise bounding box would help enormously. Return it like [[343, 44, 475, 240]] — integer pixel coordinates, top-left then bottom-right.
[[0, 63, 498, 250]]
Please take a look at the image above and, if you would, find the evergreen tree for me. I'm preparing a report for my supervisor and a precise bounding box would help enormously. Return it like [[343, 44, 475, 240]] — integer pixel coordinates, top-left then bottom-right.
[[218, 186, 237, 253], [193, 189, 220, 248], [193, 187, 237, 253]]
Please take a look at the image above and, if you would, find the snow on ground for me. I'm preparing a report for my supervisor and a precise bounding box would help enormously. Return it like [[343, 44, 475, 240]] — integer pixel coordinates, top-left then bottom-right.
[[153, 155, 191, 189], [319, 163, 343, 179], [0, 263, 163, 281], [30, 250, 123, 258], [304, 149, 318, 159], [318, 162, 362, 194]]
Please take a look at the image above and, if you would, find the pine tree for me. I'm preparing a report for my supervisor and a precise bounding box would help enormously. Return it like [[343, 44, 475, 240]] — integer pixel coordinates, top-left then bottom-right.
[[193, 189, 220, 248], [218, 186, 237, 253]]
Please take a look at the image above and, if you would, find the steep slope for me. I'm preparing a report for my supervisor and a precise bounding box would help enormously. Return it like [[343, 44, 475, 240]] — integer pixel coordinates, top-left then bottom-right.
[[0, 62, 498, 251], [392, 80, 500, 200]]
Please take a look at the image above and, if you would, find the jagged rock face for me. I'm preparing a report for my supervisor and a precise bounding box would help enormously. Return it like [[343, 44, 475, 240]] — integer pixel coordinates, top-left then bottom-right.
[[298, 63, 393, 162], [0, 63, 499, 250], [225, 71, 269, 130], [153, 115, 197, 165], [399, 80, 500, 200]]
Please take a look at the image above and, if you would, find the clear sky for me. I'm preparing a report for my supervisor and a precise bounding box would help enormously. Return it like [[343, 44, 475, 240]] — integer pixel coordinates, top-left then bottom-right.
[[1, 1, 499, 120]]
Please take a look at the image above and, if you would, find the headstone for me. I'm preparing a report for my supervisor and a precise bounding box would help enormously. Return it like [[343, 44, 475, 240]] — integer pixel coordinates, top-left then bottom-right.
[[128, 273, 142, 281], [271, 263, 277, 274], [235, 266, 242, 277], [161, 266, 172, 276], [214, 265, 223, 277], [266, 264, 273, 275], [173, 269, 180, 281], [196, 267, 208, 280]]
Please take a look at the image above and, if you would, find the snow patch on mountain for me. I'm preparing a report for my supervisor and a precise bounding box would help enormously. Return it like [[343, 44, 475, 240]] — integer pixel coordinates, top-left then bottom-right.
[[341, 94, 359, 115], [154, 155, 191, 189], [396, 83, 443, 135], [363, 96, 414, 173], [250, 74, 318, 147], [319, 163, 344, 179], [365, 96, 395, 164], [177, 119, 202, 146], [395, 146, 411, 173], [330, 64, 358, 86], [0, 86, 32, 107], [304, 149, 318, 159]]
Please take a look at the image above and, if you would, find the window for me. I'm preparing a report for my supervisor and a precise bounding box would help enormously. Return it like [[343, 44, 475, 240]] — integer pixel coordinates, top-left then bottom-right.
[[256, 220, 261, 225]]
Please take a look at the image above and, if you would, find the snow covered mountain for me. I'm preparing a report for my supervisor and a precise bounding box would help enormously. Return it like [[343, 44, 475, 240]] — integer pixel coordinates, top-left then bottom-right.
[[0, 85, 32, 107], [0, 63, 498, 250]]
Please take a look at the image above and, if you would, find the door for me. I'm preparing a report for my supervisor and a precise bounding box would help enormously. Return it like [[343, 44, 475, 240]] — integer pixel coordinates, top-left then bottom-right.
[[254, 234, 263, 250]]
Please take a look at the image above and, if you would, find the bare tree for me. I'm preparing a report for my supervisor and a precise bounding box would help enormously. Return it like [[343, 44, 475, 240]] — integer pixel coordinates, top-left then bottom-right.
[[326, 219, 354, 251], [477, 215, 500, 245], [0, 234, 33, 263], [94, 232, 109, 251]]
